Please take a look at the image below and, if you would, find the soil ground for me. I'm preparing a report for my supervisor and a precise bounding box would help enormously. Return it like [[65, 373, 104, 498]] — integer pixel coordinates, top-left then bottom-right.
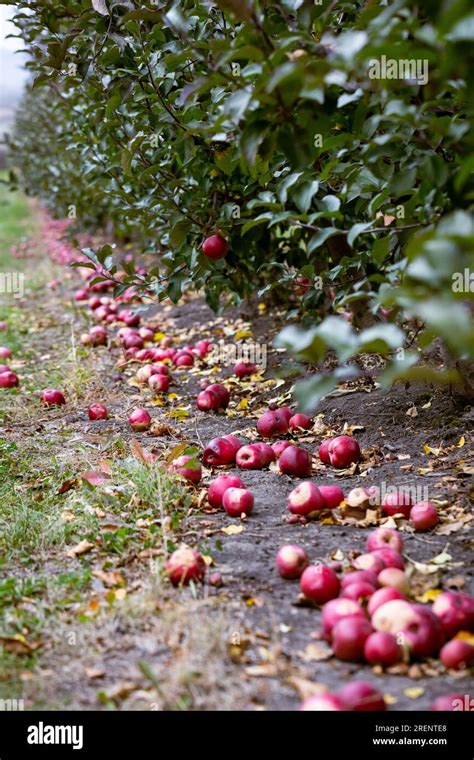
[[0, 196, 472, 711]]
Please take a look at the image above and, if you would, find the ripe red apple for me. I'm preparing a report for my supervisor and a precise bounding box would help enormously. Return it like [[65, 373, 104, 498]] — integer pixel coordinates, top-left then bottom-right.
[[40, 388, 66, 406], [123, 334, 144, 350], [128, 408, 151, 431], [431, 694, 470, 711], [321, 598, 367, 640], [252, 442, 276, 464], [136, 365, 156, 384], [288, 413, 312, 431], [148, 373, 170, 393], [318, 439, 332, 464], [278, 407, 293, 422], [432, 592, 474, 638], [338, 682, 385, 711], [202, 234, 228, 260], [196, 389, 221, 411], [0, 364, 10, 373], [332, 617, 374, 661], [206, 383, 230, 408], [279, 445, 312, 477], [410, 501, 439, 531], [371, 547, 404, 570], [300, 693, 346, 711], [372, 600, 443, 657], [353, 553, 386, 574], [341, 570, 379, 590], [139, 327, 155, 341], [207, 474, 245, 508], [170, 455, 202, 484], [203, 436, 241, 466], [0, 371, 19, 388], [367, 587, 406, 617], [271, 440, 293, 458], [275, 544, 309, 579], [0, 321, 7, 329], [88, 403, 108, 420], [328, 435, 361, 468], [366, 527, 404, 554], [236, 444, 268, 470], [377, 567, 409, 594], [0, 347, 12, 359], [364, 631, 402, 666], [440, 639, 474, 671], [346, 487, 372, 509], [300, 564, 340, 604], [287, 481, 325, 516], [151, 363, 169, 376], [166, 546, 206, 586], [89, 325, 108, 346], [341, 581, 376, 603], [257, 410, 289, 438], [234, 361, 257, 378], [222, 487, 254, 517], [318, 485, 344, 509], [382, 490, 413, 518], [175, 352, 194, 368]]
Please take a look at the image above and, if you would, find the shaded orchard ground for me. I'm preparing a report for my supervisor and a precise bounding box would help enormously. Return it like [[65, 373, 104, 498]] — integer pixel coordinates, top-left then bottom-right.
[[0, 213, 472, 711]]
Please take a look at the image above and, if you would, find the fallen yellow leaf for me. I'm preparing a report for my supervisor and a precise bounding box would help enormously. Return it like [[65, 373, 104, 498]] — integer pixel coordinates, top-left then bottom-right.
[[404, 687, 425, 699], [222, 525, 244, 536]]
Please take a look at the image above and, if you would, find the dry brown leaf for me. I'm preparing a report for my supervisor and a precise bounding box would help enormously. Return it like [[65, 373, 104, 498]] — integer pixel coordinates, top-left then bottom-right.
[[67, 540, 94, 558]]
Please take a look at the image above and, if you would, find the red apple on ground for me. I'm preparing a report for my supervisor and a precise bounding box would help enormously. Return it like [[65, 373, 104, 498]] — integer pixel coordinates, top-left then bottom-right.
[[257, 410, 289, 438], [203, 436, 241, 466], [382, 490, 413, 518], [88, 403, 108, 420], [341, 570, 379, 590], [196, 389, 221, 411], [175, 352, 194, 368], [128, 408, 151, 431], [275, 544, 309, 580], [368, 587, 406, 617], [372, 600, 443, 657], [318, 439, 332, 465], [148, 373, 170, 393], [252, 442, 276, 464], [338, 682, 385, 711], [222, 487, 254, 517], [271, 440, 293, 458], [279, 407, 293, 422], [279, 445, 312, 477], [288, 413, 312, 431], [318, 485, 345, 509], [332, 617, 374, 661], [353, 553, 386, 574], [40, 388, 66, 406], [0, 347, 12, 359], [236, 444, 268, 470], [170, 455, 202, 485], [166, 546, 206, 586], [410, 501, 439, 531], [321, 598, 367, 640], [366, 527, 404, 554], [300, 693, 346, 711], [328, 435, 361, 468], [341, 581, 376, 603], [234, 361, 257, 378], [300, 564, 340, 604], [371, 547, 404, 570], [432, 592, 474, 638], [287, 481, 325, 516], [440, 639, 474, 670], [206, 383, 230, 408], [202, 234, 228, 260], [377, 567, 409, 594], [364, 631, 402, 666], [0, 371, 19, 388], [208, 474, 246, 508]]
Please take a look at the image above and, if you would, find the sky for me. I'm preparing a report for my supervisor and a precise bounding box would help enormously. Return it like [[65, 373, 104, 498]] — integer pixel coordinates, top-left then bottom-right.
[[0, 5, 29, 134]]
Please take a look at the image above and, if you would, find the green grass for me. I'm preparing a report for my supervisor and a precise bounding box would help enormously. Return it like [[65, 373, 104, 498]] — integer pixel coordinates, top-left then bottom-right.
[[0, 171, 36, 270]]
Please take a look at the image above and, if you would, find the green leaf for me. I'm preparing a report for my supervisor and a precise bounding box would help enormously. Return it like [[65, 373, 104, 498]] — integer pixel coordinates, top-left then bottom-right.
[[292, 180, 319, 214], [240, 122, 269, 167], [307, 228, 340, 254], [347, 222, 373, 247]]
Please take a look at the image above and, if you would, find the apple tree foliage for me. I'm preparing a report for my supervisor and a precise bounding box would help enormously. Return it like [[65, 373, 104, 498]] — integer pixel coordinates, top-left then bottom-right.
[[3, 0, 474, 402]]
